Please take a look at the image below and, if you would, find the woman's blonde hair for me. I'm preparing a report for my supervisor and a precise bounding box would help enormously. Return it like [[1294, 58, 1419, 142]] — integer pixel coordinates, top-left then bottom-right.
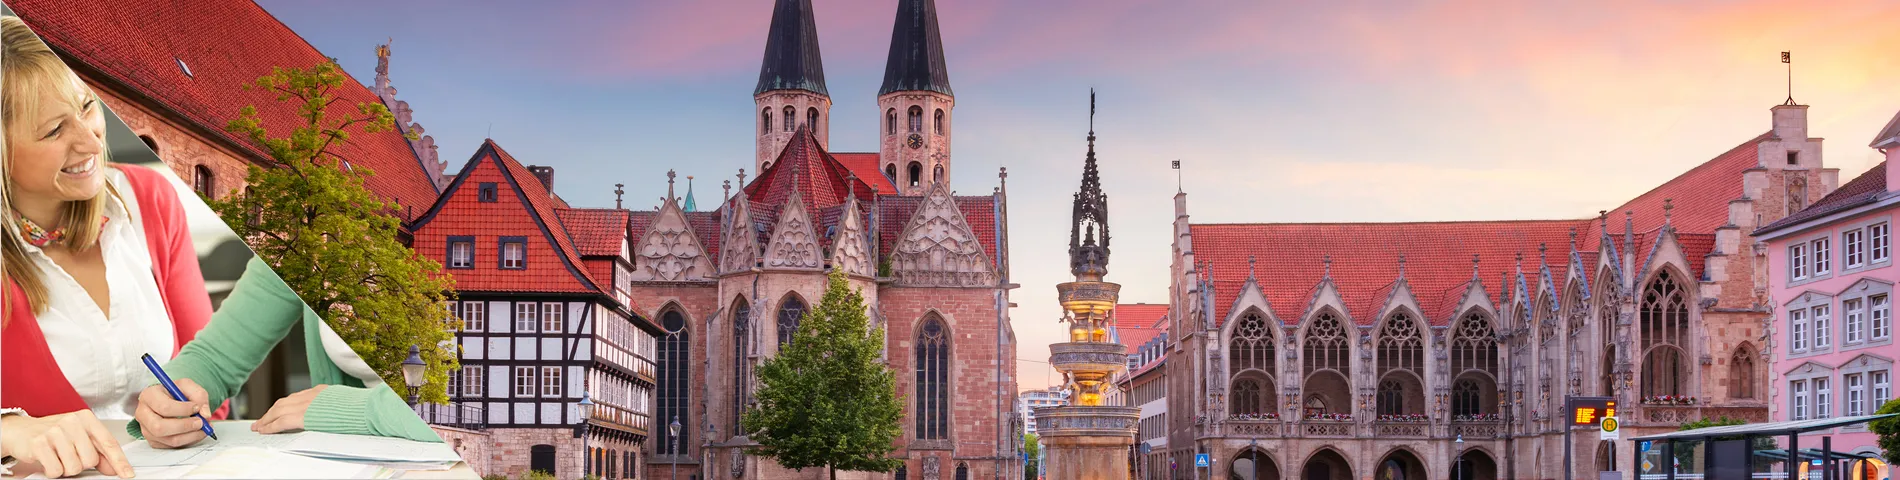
[[2, 15, 117, 316]]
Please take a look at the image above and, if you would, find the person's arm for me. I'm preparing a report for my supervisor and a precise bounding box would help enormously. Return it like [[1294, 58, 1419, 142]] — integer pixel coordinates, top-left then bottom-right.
[[128, 256, 302, 439], [302, 384, 445, 443]]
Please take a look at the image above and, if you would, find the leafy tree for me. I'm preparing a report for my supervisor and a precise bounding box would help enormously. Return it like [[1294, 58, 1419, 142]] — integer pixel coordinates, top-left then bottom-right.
[[207, 61, 457, 403], [1022, 433, 1040, 480], [742, 270, 904, 480], [1872, 398, 1900, 465]]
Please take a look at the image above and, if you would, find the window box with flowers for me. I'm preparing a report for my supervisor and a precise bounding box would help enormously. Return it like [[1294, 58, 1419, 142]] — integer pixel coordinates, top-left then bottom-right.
[[1640, 395, 1699, 406], [1376, 413, 1430, 423], [1228, 413, 1280, 422], [1453, 413, 1502, 422], [1304, 412, 1354, 422]]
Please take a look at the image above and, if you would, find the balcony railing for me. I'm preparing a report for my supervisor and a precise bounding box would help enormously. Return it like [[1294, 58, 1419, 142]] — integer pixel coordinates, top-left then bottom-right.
[[1372, 420, 1428, 437], [1300, 419, 1353, 437], [1450, 420, 1500, 439], [1639, 405, 1768, 425], [415, 402, 487, 431], [1225, 419, 1281, 437]]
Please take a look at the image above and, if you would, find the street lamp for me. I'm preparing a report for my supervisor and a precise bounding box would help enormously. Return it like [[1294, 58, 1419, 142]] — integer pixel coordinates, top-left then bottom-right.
[[401, 345, 426, 406], [1248, 438, 1259, 480], [1453, 434, 1465, 480], [579, 392, 594, 478], [669, 416, 682, 480]]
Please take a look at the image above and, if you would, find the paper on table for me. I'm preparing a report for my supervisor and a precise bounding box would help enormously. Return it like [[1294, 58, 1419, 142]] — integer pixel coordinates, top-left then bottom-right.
[[171, 447, 395, 479], [280, 432, 462, 464], [121, 421, 299, 468]]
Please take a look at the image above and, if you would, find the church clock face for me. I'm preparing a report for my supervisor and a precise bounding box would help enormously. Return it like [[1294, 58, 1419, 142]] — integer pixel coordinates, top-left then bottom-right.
[[906, 133, 924, 149]]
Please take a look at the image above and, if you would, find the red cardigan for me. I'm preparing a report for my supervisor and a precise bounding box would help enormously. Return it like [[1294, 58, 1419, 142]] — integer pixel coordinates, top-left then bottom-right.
[[3, 164, 213, 417]]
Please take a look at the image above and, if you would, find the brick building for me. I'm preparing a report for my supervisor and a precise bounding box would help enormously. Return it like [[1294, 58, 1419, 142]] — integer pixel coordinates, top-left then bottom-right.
[[1160, 102, 1836, 480], [1111, 304, 1170, 480], [632, 1, 1021, 479], [1751, 108, 1900, 476]]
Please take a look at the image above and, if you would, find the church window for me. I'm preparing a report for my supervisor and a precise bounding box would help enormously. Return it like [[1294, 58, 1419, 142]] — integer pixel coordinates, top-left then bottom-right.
[[917, 316, 950, 440], [783, 106, 795, 132], [1451, 313, 1499, 415], [1452, 379, 1481, 416], [777, 295, 806, 346], [658, 310, 689, 457], [733, 298, 751, 433], [807, 107, 819, 131], [1377, 312, 1423, 416], [1377, 380, 1404, 416], [1640, 271, 1690, 398], [887, 108, 897, 135], [1228, 310, 1275, 415], [1729, 343, 1756, 400], [934, 109, 944, 135], [1302, 312, 1348, 376], [885, 164, 898, 182], [908, 162, 923, 187], [1231, 378, 1263, 415], [954, 463, 968, 480], [762, 108, 772, 134], [908, 106, 923, 133]]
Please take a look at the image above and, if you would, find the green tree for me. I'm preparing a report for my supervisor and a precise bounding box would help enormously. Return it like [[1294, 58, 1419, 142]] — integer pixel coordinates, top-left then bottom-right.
[[1022, 433, 1040, 480], [207, 61, 457, 403], [742, 270, 904, 480], [1872, 398, 1900, 464]]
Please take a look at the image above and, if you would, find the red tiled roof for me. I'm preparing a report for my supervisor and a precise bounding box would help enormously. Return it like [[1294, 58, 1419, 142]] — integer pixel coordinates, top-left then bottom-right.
[[875, 194, 1001, 263], [1757, 161, 1888, 236], [1115, 304, 1168, 355], [1581, 132, 1771, 250], [558, 208, 629, 258], [1194, 220, 1581, 327], [411, 140, 602, 294], [747, 126, 882, 212], [8, 0, 441, 211], [833, 153, 897, 195]]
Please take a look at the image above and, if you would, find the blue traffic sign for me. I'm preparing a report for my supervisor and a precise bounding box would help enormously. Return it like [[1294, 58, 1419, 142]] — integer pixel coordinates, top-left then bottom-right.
[[1196, 454, 1211, 467], [1638, 441, 1651, 452]]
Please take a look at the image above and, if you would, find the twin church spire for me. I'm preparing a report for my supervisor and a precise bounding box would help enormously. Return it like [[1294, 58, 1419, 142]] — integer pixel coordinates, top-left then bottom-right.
[[752, 0, 956, 196]]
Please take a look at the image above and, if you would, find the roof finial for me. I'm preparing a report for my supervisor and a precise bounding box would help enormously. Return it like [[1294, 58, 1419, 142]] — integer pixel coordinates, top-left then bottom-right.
[[1397, 253, 1406, 279], [684, 176, 698, 212], [1782, 50, 1796, 106], [1472, 254, 1481, 280], [614, 183, 625, 209], [666, 170, 677, 202], [738, 168, 748, 189], [1569, 228, 1578, 253], [999, 167, 1008, 192], [1599, 210, 1609, 231], [723, 179, 732, 201], [1089, 88, 1097, 139], [1663, 198, 1674, 225], [1172, 159, 1183, 193], [1322, 255, 1332, 279], [1247, 255, 1257, 282], [1539, 243, 1548, 266]]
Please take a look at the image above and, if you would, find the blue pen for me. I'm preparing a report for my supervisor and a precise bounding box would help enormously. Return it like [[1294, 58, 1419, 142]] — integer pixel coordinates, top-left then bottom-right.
[[139, 354, 218, 441]]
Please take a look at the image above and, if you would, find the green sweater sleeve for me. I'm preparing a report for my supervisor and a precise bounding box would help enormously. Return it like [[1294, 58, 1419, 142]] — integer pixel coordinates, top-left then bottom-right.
[[303, 384, 444, 443], [130, 256, 304, 438]]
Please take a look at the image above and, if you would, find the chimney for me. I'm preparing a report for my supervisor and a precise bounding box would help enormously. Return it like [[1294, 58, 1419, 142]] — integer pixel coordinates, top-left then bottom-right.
[[526, 165, 555, 192]]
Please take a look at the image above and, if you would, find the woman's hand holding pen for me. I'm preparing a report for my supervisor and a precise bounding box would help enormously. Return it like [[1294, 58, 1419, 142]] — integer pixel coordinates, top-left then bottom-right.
[[134, 378, 213, 449], [0, 409, 136, 478]]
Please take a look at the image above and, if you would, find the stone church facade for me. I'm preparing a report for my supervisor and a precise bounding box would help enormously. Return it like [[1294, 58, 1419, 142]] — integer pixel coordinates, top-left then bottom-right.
[[638, 1, 1020, 480], [1162, 103, 1832, 480]]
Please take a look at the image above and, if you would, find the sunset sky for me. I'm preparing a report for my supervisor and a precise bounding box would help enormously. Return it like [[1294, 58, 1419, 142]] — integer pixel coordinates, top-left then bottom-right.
[[259, 0, 1900, 390]]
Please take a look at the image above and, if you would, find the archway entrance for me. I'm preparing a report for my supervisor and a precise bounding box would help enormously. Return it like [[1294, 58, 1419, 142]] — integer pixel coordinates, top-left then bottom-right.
[[1228, 448, 1280, 480], [1301, 449, 1352, 480], [530, 444, 556, 476], [1374, 449, 1427, 480], [1452, 449, 1498, 480]]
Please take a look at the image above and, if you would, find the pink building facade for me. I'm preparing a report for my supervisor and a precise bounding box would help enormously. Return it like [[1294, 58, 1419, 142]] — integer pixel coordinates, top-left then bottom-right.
[[1754, 108, 1900, 471]]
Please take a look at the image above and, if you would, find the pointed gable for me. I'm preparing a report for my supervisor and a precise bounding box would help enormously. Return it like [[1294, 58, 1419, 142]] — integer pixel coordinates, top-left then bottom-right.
[[630, 199, 716, 282], [747, 126, 880, 210], [719, 187, 762, 274], [411, 140, 601, 294], [831, 195, 875, 277], [890, 181, 994, 286], [763, 190, 823, 270]]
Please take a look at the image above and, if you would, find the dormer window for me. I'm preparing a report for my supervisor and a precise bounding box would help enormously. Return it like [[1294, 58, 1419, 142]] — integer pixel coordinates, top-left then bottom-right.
[[500, 237, 527, 269], [478, 183, 499, 203], [448, 236, 475, 269]]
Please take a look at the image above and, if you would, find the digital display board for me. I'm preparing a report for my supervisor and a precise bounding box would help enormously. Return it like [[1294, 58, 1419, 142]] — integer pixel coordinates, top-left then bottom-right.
[[1567, 396, 1616, 426]]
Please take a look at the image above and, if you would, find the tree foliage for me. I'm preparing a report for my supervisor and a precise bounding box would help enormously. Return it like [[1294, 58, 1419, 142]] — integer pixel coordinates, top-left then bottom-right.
[[207, 61, 457, 403], [742, 270, 904, 479], [1872, 398, 1900, 465]]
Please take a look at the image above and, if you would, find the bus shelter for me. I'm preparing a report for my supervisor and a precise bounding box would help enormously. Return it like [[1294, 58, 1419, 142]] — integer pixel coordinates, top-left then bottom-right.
[[1626, 413, 1894, 479]]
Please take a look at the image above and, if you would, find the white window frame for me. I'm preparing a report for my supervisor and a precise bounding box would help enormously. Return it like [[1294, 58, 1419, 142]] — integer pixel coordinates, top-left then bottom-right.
[[1875, 371, 1892, 408], [1813, 238, 1832, 276], [1815, 377, 1832, 418], [1846, 373, 1865, 417], [450, 241, 473, 268], [1791, 380, 1808, 420], [1791, 244, 1808, 280], [463, 366, 486, 397], [502, 241, 525, 269], [541, 366, 564, 397], [1846, 229, 1866, 269], [542, 302, 565, 333], [514, 366, 536, 398], [1791, 308, 1808, 351], [1875, 294, 1893, 341], [1845, 298, 1864, 344], [515, 302, 539, 333], [1812, 305, 1831, 350], [1874, 222, 1891, 264], [461, 301, 486, 332]]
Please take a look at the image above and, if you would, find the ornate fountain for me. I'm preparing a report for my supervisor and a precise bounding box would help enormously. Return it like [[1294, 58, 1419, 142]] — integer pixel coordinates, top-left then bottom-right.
[[1037, 92, 1138, 480]]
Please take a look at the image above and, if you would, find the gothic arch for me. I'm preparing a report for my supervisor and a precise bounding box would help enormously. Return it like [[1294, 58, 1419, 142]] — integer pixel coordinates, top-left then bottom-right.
[[1298, 447, 1354, 480], [775, 292, 809, 347], [1228, 447, 1281, 480], [806, 107, 819, 131], [886, 108, 897, 135], [1374, 447, 1430, 480], [782, 105, 795, 132], [1729, 341, 1758, 401], [1301, 308, 1352, 418], [762, 107, 773, 134], [1450, 311, 1501, 416], [656, 301, 694, 458], [1375, 309, 1426, 416], [914, 313, 952, 442], [907, 162, 923, 187], [908, 105, 924, 132], [933, 108, 945, 135], [1637, 267, 1693, 399], [730, 295, 754, 435]]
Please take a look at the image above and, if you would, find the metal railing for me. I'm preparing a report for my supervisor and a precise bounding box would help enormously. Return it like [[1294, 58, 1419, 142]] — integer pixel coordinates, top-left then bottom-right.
[[415, 402, 487, 431]]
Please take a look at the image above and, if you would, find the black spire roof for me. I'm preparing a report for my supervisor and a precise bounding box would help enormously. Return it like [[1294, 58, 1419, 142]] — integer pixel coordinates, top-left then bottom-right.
[[1070, 90, 1109, 280], [878, 0, 952, 96], [755, 0, 828, 96]]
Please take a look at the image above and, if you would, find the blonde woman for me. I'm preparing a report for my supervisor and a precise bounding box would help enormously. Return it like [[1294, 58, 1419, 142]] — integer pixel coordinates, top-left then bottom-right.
[[0, 15, 213, 478]]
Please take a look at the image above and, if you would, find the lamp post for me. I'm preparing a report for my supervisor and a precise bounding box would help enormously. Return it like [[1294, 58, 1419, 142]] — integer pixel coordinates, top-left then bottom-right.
[[1248, 437, 1259, 480], [1453, 434, 1465, 480], [579, 393, 594, 478], [401, 345, 426, 406], [669, 416, 682, 480]]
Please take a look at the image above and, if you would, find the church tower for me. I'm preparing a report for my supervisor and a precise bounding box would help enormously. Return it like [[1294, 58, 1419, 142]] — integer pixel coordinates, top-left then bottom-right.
[[877, 0, 953, 196], [755, 0, 830, 172]]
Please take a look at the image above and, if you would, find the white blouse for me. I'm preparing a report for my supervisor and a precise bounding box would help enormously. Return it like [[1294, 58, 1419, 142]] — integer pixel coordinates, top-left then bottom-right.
[[21, 167, 176, 420]]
